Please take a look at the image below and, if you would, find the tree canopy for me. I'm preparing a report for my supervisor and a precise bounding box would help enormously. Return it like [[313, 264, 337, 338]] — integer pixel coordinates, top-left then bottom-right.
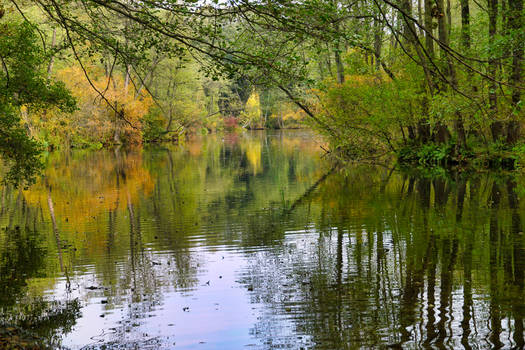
[[0, 0, 523, 184], [0, 16, 75, 186]]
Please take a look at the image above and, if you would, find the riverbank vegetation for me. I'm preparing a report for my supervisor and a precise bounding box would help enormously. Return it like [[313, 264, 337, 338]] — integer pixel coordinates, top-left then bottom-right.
[[0, 0, 523, 185]]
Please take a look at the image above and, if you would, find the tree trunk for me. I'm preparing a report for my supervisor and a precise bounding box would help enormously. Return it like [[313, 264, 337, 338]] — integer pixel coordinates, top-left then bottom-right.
[[135, 54, 163, 99], [47, 187, 64, 272], [506, 0, 523, 144], [417, 121, 431, 143], [501, 0, 509, 76], [509, 0, 523, 106], [401, 0, 436, 144], [325, 46, 334, 78], [401, 0, 435, 92], [114, 101, 121, 144], [124, 64, 131, 93], [419, 0, 436, 145], [442, 0, 467, 149], [446, 0, 452, 40], [407, 125, 416, 141], [47, 28, 57, 79], [373, 18, 383, 72], [318, 60, 325, 79], [333, 9, 345, 84], [419, 98, 431, 143], [460, 0, 474, 146], [335, 49, 344, 84], [417, 0, 424, 37], [424, 0, 434, 58], [334, 31, 345, 85], [460, 0, 471, 61], [435, 0, 454, 145], [488, 0, 502, 141], [437, 0, 447, 60]]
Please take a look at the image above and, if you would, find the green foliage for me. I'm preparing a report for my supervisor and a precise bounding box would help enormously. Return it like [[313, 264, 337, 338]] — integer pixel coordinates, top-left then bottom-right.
[[479, 141, 519, 169], [343, 49, 374, 75], [0, 0, 521, 174], [0, 106, 43, 186], [0, 19, 75, 187], [142, 108, 167, 143], [314, 69, 423, 158], [398, 142, 457, 166]]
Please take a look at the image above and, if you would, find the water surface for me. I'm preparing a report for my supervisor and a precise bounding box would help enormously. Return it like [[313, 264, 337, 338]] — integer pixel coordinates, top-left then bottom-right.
[[1, 130, 524, 349]]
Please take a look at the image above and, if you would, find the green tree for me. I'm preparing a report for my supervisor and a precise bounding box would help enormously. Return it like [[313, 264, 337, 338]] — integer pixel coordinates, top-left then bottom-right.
[[0, 14, 75, 186]]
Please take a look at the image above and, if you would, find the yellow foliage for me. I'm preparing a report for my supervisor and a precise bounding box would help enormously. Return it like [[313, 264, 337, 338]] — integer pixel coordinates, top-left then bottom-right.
[[43, 64, 155, 146], [346, 74, 377, 86], [245, 91, 261, 118], [241, 91, 262, 128], [23, 151, 154, 232], [242, 139, 262, 175]]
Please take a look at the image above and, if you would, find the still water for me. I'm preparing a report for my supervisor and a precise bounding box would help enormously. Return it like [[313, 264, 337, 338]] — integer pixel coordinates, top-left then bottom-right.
[[0, 130, 524, 349]]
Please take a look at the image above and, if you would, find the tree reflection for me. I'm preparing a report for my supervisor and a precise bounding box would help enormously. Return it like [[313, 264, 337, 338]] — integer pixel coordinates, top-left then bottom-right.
[[244, 168, 525, 349], [0, 226, 80, 347], [2, 132, 525, 348], [1, 131, 324, 347]]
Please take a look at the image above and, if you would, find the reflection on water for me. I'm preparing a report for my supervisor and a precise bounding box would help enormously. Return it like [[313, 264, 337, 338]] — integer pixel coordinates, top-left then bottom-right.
[[0, 130, 524, 349]]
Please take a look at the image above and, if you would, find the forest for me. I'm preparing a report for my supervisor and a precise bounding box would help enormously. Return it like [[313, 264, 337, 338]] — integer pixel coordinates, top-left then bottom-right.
[[0, 0, 525, 186], [0, 0, 523, 186]]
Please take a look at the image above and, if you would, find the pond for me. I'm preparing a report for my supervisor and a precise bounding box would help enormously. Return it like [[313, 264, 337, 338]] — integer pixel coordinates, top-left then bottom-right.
[[0, 130, 524, 349]]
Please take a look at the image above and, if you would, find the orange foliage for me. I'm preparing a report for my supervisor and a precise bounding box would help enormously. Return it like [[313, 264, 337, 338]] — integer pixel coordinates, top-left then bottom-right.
[[23, 151, 155, 230], [52, 64, 153, 146]]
